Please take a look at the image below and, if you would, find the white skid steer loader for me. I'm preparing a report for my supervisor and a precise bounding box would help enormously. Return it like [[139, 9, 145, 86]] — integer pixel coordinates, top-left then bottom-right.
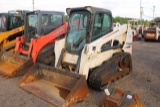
[[19, 6, 133, 107]]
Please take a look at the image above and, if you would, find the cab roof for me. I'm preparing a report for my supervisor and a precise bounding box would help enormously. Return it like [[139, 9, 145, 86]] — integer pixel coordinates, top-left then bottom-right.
[[25, 10, 64, 15], [66, 6, 111, 15]]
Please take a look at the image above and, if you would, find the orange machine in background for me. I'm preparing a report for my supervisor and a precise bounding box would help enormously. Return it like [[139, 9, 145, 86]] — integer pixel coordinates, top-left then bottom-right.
[[0, 10, 68, 77]]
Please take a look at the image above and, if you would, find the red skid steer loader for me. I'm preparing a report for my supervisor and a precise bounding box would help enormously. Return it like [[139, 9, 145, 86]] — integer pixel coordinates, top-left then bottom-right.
[[0, 10, 68, 77]]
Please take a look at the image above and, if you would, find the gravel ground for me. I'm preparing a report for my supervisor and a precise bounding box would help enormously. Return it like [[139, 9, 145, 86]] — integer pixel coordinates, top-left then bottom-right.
[[0, 40, 160, 107]]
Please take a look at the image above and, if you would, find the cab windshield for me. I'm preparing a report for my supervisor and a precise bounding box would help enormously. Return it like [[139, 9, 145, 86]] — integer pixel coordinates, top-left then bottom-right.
[[26, 14, 38, 41], [66, 11, 89, 53], [26, 13, 63, 42], [9, 15, 24, 30]]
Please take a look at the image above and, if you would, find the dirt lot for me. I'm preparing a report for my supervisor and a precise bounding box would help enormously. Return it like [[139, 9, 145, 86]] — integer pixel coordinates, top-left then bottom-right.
[[0, 40, 160, 107]]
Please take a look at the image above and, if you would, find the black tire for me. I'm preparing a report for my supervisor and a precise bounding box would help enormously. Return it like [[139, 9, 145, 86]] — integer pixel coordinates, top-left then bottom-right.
[[36, 43, 55, 66], [144, 34, 147, 42], [158, 36, 160, 42], [142, 34, 144, 38]]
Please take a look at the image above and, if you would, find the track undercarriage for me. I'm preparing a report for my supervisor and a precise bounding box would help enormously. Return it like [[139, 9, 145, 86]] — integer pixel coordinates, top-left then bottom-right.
[[89, 52, 132, 90]]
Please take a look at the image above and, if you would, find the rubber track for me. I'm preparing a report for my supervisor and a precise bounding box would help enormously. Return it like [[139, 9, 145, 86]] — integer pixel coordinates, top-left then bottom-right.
[[36, 43, 55, 65], [88, 52, 132, 90]]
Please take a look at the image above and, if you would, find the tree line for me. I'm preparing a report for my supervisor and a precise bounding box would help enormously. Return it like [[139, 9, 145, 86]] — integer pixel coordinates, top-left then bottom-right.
[[64, 15, 160, 26]]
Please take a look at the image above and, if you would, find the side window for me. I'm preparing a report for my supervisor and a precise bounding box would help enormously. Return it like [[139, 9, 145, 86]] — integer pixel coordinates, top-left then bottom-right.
[[102, 14, 111, 30], [84, 15, 88, 27], [40, 14, 63, 35], [92, 13, 112, 41], [101, 40, 112, 52], [113, 40, 119, 47], [9, 16, 24, 30], [101, 39, 120, 52], [0, 16, 7, 31], [0, 18, 2, 28], [0, 17, 3, 29], [50, 14, 63, 26]]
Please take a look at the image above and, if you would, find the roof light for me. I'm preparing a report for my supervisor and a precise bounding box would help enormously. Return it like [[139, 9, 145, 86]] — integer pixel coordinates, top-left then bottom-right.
[[66, 8, 71, 15], [85, 6, 92, 13]]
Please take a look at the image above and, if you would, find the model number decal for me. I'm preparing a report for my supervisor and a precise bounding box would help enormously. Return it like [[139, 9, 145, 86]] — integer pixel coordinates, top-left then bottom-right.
[[126, 42, 132, 45], [125, 42, 132, 48], [53, 28, 64, 36], [14, 29, 20, 33], [104, 30, 119, 39]]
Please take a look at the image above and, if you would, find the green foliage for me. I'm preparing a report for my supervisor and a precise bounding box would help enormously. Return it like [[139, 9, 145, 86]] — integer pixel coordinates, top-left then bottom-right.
[[154, 17, 160, 22], [113, 16, 150, 26], [113, 16, 129, 24], [64, 15, 69, 22], [65, 15, 155, 26]]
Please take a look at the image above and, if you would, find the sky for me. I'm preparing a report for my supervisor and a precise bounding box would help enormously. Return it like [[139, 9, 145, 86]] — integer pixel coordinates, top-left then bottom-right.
[[0, 0, 160, 20]]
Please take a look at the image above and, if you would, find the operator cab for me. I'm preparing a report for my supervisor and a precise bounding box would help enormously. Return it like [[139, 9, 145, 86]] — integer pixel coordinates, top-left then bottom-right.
[[24, 10, 64, 43], [0, 13, 7, 32], [0, 10, 27, 32], [66, 6, 113, 54]]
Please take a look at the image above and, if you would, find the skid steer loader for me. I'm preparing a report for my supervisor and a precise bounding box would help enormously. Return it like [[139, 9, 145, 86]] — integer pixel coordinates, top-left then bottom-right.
[[0, 10, 68, 77], [19, 6, 132, 107], [128, 20, 144, 40], [144, 21, 160, 41], [0, 10, 27, 51]]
